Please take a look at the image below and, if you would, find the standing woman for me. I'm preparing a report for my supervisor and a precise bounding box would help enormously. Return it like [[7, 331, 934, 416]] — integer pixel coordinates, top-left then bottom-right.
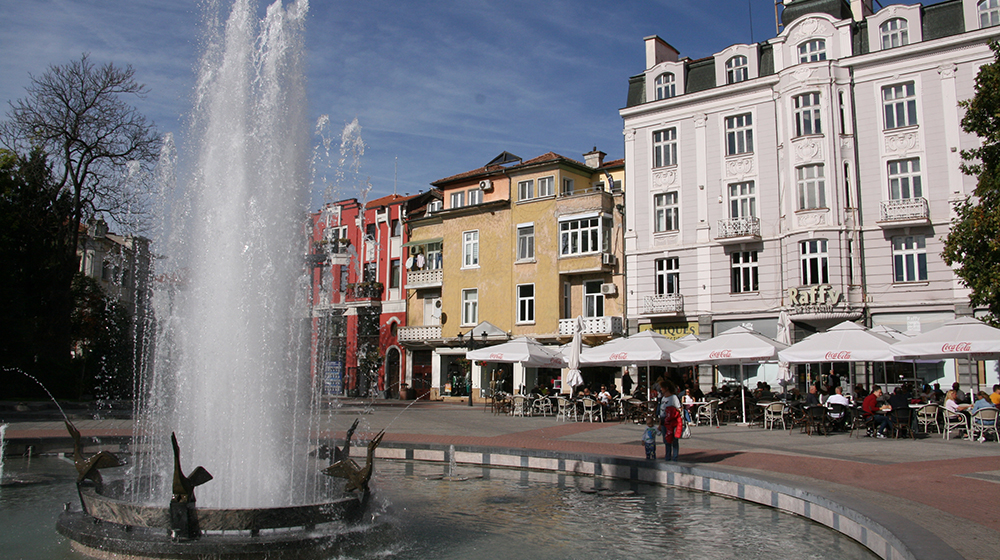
[[658, 380, 683, 461]]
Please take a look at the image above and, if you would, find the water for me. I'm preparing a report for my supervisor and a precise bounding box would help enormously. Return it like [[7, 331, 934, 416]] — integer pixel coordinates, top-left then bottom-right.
[[135, 0, 315, 509], [0, 424, 6, 484], [0, 457, 878, 560]]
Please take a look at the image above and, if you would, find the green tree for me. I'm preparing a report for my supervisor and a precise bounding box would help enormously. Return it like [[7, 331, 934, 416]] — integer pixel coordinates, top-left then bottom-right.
[[943, 41, 1000, 326], [0, 149, 77, 397], [70, 274, 135, 400]]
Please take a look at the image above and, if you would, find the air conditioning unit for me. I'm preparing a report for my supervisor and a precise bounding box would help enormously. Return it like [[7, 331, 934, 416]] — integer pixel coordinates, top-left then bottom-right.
[[601, 253, 617, 266], [600, 283, 617, 295], [479, 179, 493, 191]]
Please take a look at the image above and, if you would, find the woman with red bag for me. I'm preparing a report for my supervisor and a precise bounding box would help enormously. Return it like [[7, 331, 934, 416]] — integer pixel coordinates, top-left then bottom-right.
[[658, 380, 683, 461]]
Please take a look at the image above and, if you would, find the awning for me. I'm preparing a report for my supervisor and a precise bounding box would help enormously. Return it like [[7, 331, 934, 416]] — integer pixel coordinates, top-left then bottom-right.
[[403, 237, 443, 248]]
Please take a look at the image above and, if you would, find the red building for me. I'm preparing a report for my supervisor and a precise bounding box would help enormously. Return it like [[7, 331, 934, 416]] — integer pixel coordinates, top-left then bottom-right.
[[307, 192, 437, 397]]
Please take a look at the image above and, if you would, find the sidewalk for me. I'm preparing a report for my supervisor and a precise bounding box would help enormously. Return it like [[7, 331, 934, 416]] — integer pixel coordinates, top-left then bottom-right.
[[4, 400, 999, 559]]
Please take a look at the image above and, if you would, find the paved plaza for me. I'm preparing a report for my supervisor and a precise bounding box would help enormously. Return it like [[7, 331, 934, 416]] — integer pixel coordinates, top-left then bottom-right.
[[3, 400, 999, 559]]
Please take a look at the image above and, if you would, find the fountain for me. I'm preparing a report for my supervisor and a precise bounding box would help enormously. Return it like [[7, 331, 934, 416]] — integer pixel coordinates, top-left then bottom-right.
[[54, 0, 388, 557]]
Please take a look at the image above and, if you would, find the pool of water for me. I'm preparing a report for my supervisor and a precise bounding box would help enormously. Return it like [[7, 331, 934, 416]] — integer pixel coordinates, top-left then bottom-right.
[[1, 457, 878, 560]]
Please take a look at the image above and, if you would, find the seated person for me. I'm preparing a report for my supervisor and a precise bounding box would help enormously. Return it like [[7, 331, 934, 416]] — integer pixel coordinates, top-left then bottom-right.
[[853, 384, 869, 402], [681, 389, 694, 422], [804, 385, 821, 406], [862, 385, 892, 438], [990, 384, 1000, 407], [919, 384, 934, 404], [597, 385, 611, 405], [945, 389, 971, 416], [826, 386, 850, 417], [758, 383, 774, 402], [932, 383, 945, 403], [970, 391, 997, 427], [888, 386, 910, 412], [953, 382, 967, 405]]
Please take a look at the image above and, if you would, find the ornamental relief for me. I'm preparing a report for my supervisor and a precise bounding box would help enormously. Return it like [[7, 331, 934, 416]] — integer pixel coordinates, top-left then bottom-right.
[[725, 157, 754, 178], [653, 233, 680, 247], [624, 129, 636, 141], [796, 210, 828, 227], [884, 132, 919, 154], [790, 18, 829, 42], [652, 169, 678, 188], [792, 138, 823, 163]]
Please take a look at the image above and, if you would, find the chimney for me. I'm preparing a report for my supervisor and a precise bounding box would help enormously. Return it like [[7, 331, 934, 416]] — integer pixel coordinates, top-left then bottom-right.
[[583, 147, 606, 169], [644, 35, 679, 70], [850, 0, 873, 21]]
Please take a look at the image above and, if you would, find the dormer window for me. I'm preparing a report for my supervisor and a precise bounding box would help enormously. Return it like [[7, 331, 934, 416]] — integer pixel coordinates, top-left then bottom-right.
[[798, 39, 826, 63], [880, 18, 909, 49], [726, 56, 748, 84], [655, 72, 676, 100], [980, 0, 1000, 28]]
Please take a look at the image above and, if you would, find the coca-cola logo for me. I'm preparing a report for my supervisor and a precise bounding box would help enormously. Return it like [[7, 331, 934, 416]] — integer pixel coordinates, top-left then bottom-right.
[[825, 351, 851, 360], [609, 352, 629, 360], [489, 353, 504, 360], [941, 342, 972, 353], [709, 350, 732, 359]]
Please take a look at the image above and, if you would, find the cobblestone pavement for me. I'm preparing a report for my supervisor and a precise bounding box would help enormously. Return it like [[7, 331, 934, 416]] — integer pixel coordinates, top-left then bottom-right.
[[4, 400, 1000, 559]]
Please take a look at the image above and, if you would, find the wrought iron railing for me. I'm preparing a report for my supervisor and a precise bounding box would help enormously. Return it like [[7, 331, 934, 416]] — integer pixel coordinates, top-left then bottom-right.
[[643, 294, 683, 314], [880, 197, 928, 222], [716, 217, 760, 239]]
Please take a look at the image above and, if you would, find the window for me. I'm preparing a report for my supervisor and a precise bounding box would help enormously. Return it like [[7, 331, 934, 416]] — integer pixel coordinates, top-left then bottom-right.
[[389, 259, 401, 289], [518, 179, 534, 201], [980, 0, 1000, 28], [538, 176, 554, 197], [560, 216, 608, 256], [462, 289, 478, 325], [653, 128, 677, 168], [882, 82, 917, 129], [363, 262, 377, 282], [467, 188, 482, 205], [450, 191, 465, 208], [655, 72, 676, 99], [796, 164, 826, 210], [880, 18, 909, 49], [655, 257, 680, 295], [427, 200, 443, 213], [798, 39, 827, 63], [563, 282, 572, 319], [729, 181, 756, 219], [731, 251, 759, 293], [425, 242, 442, 270], [517, 284, 535, 323], [584, 281, 604, 317], [888, 158, 922, 200], [800, 240, 829, 285], [725, 113, 753, 155], [463, 230, 479, 268], [517, 224, 534, 261], [892, 236, 927, 282], [793, 93, 822, 136], [654, 192, 679, 232], [726, 55, 748, 84], [561, 178, 575, 195], [391, 219, 401, 237]]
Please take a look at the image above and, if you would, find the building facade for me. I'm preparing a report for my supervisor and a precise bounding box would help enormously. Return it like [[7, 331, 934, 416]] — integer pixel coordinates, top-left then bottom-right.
[[620, 0, 1000, 390], [307, 192, 435, 397], [400, 150, 626, 401]]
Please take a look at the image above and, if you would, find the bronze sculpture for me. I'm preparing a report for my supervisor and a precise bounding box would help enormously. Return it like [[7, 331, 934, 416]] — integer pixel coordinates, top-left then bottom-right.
[[322, 430, 384, 493], [171, 432, 213, 503]]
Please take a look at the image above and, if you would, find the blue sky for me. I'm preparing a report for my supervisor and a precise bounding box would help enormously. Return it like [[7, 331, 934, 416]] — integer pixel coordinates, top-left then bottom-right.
[[0, 0, 928, 208]]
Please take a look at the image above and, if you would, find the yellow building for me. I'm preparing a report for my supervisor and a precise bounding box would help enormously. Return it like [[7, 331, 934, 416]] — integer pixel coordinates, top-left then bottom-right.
[[400, 150, 626, 401]]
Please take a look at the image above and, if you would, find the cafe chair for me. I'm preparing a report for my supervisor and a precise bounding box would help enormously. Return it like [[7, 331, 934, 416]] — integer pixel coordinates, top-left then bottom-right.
[[695, 400, 719, 427], [969, 408, 998, 442], [890, 408, 915, 440], [804, 406, 829, 435], [849, 409, 873, 438], [581, 397, 603, 423], [556, 397, 578, 422], [942, 412, 968, 440], [764, 402, 786, 430], [827, 403, 849, 432], [531, 395, 553, 417], [511, 394, 529, 417], [915, 403, 941, 434]]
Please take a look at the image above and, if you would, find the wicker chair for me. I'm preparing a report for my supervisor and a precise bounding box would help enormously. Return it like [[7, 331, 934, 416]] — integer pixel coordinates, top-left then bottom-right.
[[763, 402, 786, 430], [915, 404, 941, 434], [511, 394, 530, 417], [581, 397, 603, 422], [969, 408, 999, 442], [942, 411, 968, 440], [556, 397, 578, 422], [695, 400, 720, 427]]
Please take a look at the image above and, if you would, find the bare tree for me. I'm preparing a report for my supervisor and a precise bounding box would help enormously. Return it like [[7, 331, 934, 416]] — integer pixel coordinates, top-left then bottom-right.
[[1, 53, 161, 255]]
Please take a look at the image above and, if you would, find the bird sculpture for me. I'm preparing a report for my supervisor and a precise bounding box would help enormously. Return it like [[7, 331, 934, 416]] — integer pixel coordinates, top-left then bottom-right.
[[333, 418, 360, 464], [322, 430, 384, 493], [64, 420, 122, 488], [170, 432, 213, 503]]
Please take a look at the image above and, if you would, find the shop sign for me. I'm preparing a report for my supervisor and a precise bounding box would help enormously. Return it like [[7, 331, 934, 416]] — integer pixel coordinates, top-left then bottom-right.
[[645, 322, 699, 340], [787, 284, 842, 308]]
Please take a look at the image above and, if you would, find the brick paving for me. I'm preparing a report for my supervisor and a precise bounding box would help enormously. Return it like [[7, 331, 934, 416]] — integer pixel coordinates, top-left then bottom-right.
[[4, 400, 999, 559]]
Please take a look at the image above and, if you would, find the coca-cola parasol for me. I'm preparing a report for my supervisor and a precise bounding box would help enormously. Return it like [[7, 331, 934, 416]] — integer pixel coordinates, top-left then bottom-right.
[[778, 321, 901, 363], [579, 330, 684, 399], [466, 337, 568, 368], [891, 317, 1000, 391], [670, 326, 788, 425]]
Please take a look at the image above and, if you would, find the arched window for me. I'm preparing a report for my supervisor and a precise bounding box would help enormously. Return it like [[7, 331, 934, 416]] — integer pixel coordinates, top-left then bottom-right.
[[726, 56, 748, 84], [798, 39, 827, 63], [980, 0, 1000, 28], [655, 72, 676, 100], [880, 18, 909, 49]]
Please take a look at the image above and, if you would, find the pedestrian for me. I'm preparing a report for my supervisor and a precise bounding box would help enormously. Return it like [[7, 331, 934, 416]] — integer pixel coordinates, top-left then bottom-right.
[[642, 415, 661, 459], [658, 380, 683, 461], [622, 369, 633, 397]]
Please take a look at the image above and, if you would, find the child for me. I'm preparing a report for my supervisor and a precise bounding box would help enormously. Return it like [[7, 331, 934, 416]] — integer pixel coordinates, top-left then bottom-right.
[[642, 416, 661, 459]]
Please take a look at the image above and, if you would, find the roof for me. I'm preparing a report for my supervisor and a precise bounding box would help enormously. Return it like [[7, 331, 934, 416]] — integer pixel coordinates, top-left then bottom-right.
[[432, 151, 607, 186]]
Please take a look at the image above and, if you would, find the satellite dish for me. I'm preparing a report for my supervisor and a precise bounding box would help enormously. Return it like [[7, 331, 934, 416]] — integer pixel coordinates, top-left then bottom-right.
[[405, 256, 414, 269]]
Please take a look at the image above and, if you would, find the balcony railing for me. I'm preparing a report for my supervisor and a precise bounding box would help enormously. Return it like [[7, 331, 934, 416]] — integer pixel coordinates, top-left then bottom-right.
[[398, 324, 442, 342], [406, 268, 443, 288], [344, 282, 383, 303], [879, 197, 929, 225], [558, 316, 624, 336], [643, 294, 684, 315], [716, 217, 761, 241]]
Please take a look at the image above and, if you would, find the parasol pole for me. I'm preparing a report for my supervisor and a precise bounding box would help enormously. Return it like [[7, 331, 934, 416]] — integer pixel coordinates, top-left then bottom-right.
[[739, 362, 748, 426]]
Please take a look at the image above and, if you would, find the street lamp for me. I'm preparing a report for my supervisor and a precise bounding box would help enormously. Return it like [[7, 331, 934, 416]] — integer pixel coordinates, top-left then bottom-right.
[[458, 330, 489, 406]]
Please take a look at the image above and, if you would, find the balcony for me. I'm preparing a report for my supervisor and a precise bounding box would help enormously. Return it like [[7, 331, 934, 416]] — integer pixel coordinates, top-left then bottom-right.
[[878, 197, 930, 228], [344, 282, 383, 305], [558, 316, 624, 336], [716, 217, 761, 244], [643, 294, 684, 315], [398, 324, 442, 342], [406, 268, 443, 289]]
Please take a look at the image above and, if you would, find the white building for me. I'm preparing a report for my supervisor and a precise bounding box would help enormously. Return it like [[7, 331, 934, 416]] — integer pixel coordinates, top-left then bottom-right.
[[620, 0, 1000, 390]]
